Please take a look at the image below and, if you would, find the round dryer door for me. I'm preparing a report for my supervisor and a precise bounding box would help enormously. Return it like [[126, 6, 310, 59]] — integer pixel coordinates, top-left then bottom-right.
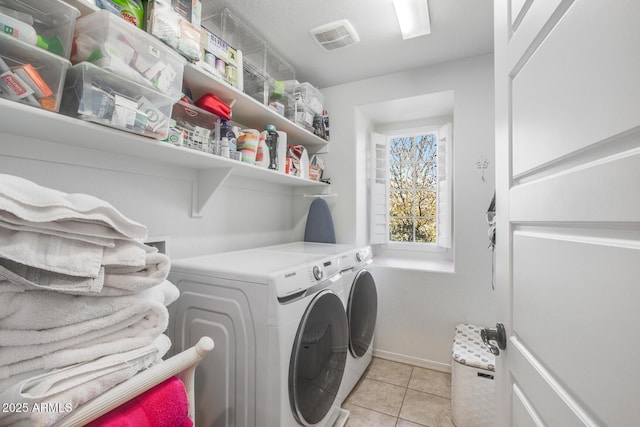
[[289, 290, 348, 426], [348, 269, 378, 358]]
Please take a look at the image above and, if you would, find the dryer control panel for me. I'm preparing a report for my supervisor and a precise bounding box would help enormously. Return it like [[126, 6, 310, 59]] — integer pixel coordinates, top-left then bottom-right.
[[272, 256, 341, 301], [340, 245, 372, 272]]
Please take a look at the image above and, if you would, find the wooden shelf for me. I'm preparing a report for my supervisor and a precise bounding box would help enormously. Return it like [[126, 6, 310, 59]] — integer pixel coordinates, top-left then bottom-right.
[[0, 99, 329, 216]]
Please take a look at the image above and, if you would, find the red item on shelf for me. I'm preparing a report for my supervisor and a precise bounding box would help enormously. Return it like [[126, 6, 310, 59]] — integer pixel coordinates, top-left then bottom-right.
[[194, 93, 231, 120]]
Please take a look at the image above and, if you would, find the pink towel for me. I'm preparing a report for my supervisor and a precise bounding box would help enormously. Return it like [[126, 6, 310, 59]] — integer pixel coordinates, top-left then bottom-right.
[[85, 376, 192, 427]]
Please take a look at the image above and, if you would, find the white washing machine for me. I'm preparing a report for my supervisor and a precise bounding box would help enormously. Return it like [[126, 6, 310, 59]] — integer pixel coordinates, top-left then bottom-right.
[[260, 243, 378, 404], [167, 247, 349, 427]]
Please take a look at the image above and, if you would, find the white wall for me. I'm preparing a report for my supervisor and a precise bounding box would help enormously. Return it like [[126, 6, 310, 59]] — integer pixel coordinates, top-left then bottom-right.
[[0, 137, 298, 259], [321, 53, 497, 369]]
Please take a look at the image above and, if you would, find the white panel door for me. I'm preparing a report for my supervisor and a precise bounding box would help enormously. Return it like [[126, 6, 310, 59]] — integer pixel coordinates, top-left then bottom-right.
[[494, 0, 640, 426]]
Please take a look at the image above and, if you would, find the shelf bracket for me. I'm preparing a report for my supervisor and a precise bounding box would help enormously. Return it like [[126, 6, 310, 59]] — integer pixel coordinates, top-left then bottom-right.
[[191, 168, 233, 218]]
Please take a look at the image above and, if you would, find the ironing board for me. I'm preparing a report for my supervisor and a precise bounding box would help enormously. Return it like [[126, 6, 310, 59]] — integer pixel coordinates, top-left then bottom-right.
[[304, 198, 336, 243]]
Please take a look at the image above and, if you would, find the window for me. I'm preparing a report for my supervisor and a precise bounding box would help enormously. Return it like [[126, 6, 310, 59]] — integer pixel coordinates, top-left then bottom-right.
[[370, 124, 452, 249]]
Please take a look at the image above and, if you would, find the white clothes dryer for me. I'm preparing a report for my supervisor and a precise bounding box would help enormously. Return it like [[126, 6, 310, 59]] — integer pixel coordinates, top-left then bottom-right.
[[259, 243, 378, 404], [336, 245, 376, 404], [167, 247, 348, 427]]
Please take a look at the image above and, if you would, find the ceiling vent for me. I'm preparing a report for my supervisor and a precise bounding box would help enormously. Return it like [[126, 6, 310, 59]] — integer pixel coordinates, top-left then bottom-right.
[[310, 19, 360, 51]]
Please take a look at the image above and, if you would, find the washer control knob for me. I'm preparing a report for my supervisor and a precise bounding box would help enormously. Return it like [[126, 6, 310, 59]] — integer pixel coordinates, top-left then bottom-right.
[[312, 265, 323, 280], [355, 251, 363, 262]]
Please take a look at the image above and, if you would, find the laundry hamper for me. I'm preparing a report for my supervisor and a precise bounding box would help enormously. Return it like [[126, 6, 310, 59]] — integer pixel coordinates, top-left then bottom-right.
[[451, 324, 496, 427]]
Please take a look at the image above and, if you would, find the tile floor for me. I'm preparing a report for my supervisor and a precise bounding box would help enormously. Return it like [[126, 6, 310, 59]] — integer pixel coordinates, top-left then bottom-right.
[[342, 357, 455, 427]]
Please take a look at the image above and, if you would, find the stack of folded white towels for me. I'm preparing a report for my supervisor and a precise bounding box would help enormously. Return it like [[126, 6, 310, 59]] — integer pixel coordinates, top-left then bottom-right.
[[0, 174, 179, 427]]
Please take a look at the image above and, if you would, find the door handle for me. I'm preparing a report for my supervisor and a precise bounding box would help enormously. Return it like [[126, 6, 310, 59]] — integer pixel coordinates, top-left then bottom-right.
[[481, 323, 507, 356]]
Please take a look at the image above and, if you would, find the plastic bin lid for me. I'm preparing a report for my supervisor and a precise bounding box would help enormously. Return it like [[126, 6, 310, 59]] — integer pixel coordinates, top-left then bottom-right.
[[452, 324, 495, 371]]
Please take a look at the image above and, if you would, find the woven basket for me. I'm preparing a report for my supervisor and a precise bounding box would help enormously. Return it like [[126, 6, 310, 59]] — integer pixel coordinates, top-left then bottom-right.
[[451, 324, 495, 427]]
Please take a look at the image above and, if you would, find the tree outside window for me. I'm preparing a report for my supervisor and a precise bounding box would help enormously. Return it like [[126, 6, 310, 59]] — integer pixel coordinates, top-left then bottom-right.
[[388, 131, 438, 243]]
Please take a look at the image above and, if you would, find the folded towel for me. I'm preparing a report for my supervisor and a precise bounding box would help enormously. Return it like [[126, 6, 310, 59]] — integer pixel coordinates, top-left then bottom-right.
[[0, 227, 104, 278], [102, 240, 151, 270], [0, 335, 170, 427], [0, 335, 170, 390], [0, 218, 116, 247], [84, 375, 190, 427], [0, 280, 179, 368], [0, 260, 105, 294], [102, 252, 171, 295], [0, 174, 147, 240], [0, 210, 136, 244], [0, 241, 156, 295]]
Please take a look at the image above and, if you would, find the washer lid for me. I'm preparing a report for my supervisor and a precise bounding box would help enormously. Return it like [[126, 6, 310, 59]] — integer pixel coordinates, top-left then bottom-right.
[[263, 242, 354, 255], [171, 248, 342, 298], [172, 249, 322, 282]]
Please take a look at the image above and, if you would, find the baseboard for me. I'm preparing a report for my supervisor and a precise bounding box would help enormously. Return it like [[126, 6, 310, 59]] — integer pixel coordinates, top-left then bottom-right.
[[372, 349, 452, 373]]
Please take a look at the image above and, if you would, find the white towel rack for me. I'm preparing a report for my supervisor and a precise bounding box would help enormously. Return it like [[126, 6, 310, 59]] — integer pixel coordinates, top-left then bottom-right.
[[54, 336, 214, 427]]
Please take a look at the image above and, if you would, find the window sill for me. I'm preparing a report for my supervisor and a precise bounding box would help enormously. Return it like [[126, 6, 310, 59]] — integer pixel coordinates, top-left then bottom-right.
[[372, 256, 455, 273]]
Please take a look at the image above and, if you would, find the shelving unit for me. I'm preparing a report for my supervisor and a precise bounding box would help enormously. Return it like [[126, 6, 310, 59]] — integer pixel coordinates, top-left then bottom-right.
[[183, 64, 329, 152], [1, 2, 331, 217], [0, 98, 329, 217]]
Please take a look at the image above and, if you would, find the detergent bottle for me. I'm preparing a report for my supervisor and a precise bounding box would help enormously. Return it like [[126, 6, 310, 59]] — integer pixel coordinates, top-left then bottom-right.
[[255, 130, 270, 168]]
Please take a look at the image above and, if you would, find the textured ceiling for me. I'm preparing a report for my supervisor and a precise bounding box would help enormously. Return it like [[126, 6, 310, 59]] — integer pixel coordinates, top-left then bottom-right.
[[200, 0, 494, 89]]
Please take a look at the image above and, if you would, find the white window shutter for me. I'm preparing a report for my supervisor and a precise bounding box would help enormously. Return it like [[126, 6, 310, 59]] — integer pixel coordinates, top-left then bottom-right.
[[370, 132, 389, 244], [437, 123, 452, 248]]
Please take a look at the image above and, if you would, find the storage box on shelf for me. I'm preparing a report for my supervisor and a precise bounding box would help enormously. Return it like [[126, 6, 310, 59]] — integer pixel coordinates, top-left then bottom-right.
[[243, 62, 293, 116], [292, 82, 324, 116], [168, 100, 220, 153], [265, 46, 295, 86], [202, 8, 266, 76], [0, 0, 80, 59], [265, 47, 295, 115], [285, 103, 315, 133], [146, 0, 202, 62], [182, 63, 329, 153], [60, 61, 175, 139], [71, 9, 186, 100], [198, 28, 241, 89], [0, 34, 70, 112], [201, 8, 296, 105]]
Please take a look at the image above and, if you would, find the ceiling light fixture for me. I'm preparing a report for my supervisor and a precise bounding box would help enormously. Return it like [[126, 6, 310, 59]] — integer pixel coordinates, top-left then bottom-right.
[[392, 0, 431, 40]]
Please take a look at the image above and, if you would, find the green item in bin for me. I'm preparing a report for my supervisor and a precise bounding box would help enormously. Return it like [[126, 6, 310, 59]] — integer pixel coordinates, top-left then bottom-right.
[[96, 0, 145, 29], [36, 34, 64, 57], [271, 81, 285, 100]]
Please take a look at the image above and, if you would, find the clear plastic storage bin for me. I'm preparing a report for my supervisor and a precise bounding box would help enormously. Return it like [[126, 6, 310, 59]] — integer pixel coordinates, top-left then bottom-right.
[[202, 8, 294, 92], [170, 100, 220, 152], [202, 8, 265, 74], [0, 34, 70, 112], [265, 46, 295, 83], [60, 62, 175, 139], [0, 0, 80, 59], [285, 103, 315, 132], [243, 63, 292, 116], [293, 82, 324, 115], [72, 10, 185, 100]]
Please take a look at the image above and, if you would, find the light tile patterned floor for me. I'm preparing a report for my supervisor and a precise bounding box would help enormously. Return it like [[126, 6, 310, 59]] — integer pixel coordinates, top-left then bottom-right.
[[342, 358, 455, 427]]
